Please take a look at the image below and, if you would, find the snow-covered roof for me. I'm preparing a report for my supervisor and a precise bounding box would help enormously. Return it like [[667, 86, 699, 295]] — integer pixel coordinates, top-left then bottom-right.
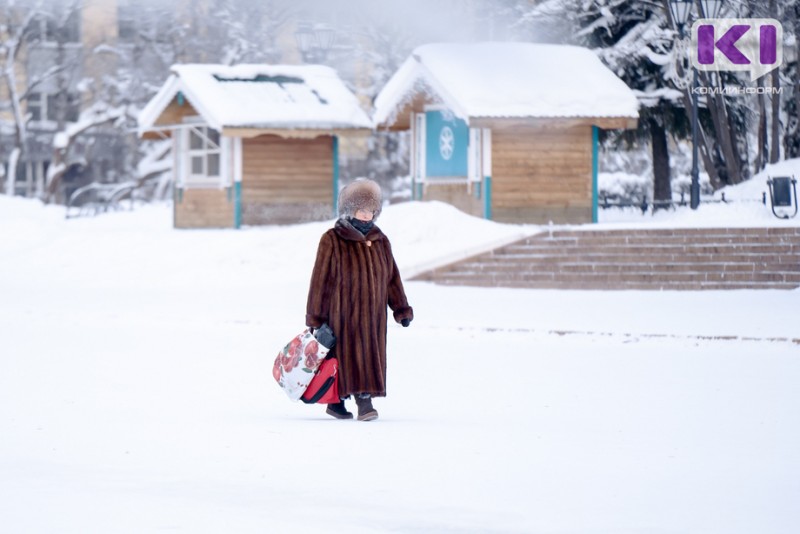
[[138, 64, 372, 136], [374, 42, 640, 127]]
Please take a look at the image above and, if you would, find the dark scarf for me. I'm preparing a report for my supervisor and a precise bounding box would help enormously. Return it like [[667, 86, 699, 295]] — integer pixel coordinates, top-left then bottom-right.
[[348, 217, 375, 235]]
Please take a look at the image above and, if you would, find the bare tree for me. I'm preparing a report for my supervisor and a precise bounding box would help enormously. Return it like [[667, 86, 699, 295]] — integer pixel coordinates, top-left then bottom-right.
[[1, 3, 39, 196], [343, 16, 415, 193], [207, 0, 293, 65]]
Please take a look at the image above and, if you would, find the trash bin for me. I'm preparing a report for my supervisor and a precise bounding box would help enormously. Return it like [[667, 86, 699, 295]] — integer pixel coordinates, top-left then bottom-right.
[[767, 176, 798, 219]]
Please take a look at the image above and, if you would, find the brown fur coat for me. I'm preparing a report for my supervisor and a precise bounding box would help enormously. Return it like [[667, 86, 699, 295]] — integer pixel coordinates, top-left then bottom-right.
[[306, 219, 413, 398]]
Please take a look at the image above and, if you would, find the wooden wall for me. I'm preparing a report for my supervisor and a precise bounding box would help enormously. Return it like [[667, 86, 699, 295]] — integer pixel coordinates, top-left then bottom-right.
[[141, 97, 199, 140], [490, 121, 593, 224], [155, 97, 199, 127], [241, 134, 333, 225], [415, 119, 594, 224], [174, 188, 234, 228], [423, 183, 482, 218]]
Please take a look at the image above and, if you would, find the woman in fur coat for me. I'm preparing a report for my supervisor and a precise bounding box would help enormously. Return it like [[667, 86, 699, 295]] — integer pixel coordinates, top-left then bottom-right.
[[306, 178, 413, 421]]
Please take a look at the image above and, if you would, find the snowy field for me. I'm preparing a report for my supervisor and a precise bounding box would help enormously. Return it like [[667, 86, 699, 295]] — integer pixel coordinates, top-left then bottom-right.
[[1, 183, 799, 533]]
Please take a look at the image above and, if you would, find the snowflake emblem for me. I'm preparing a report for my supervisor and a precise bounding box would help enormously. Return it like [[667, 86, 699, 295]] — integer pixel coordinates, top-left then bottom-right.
[[439, 126, 454, 161]]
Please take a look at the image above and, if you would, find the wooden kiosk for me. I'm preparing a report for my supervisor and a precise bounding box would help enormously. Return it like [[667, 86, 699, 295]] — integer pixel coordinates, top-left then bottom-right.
[[373, 43, 639, 224], [138, 64, 371, 228]]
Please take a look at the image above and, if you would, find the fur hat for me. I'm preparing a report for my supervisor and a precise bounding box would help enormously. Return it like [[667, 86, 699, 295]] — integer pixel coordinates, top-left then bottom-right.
[[338, 178, 383, 220]]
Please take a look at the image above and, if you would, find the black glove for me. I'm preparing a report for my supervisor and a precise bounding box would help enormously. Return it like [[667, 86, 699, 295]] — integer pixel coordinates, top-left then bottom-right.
[[313, 323, 337, 349], [401, 318, 411, 327]]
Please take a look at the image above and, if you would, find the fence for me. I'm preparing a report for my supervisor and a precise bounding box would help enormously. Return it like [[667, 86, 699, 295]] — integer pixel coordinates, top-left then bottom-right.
[[65, 181, 137, 219]]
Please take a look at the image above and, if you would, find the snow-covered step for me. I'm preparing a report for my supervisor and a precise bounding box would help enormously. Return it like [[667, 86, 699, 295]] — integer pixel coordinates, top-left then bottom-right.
[[413, 227, 800, 290], [454, 261, 800, 274], [501, 243, 798, 255]]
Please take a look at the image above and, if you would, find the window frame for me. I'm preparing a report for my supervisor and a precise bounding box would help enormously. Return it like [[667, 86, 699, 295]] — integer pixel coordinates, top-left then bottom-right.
[[27, 91, 81, 126], [28, 11, 81, 45], [181, 120, 224, 188], [117, 2, 137, 42], [27, 92, 45, 122]]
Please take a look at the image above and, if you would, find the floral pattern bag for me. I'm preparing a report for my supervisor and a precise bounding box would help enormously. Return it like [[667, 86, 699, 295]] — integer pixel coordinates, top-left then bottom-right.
[[273, 328, 331, 401]]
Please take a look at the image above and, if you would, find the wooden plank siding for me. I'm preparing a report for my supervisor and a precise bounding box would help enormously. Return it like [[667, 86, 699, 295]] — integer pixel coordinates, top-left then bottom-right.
[[423, 183, 483, 218], [155, 97, 199, 127], [141, 98, 200, 140], [241, 134, 334, 225], [383, 93, 441, 131], [490, 123, 593, 224], [174, 188, 234, 229]]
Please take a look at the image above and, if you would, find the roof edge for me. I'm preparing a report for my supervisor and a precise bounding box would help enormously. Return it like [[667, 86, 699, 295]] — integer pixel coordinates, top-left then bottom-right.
[[136, 74, 179, 137], [374, 55, 470, 127]]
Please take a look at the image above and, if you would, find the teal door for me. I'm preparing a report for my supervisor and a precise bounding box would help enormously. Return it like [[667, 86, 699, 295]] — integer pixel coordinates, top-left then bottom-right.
[[425, 110, 468, 178]]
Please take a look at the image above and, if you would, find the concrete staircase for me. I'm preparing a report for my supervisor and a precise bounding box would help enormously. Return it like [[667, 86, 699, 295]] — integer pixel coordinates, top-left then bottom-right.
[[413, 227, 800, 290]]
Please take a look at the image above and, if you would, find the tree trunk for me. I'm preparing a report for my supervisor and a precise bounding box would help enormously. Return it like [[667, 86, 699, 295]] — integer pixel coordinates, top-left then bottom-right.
[[701, 71, 743, 185], [697, 123, 721, 189], [788, 12, 800, 159], [55, 27, 68, 131], [1, 15, 32, 196], [756, 76, 768, 172], [650, 117, 671, 207], [769, 0, 781, 164], [770, 67, 781, 164], [783, 13, 800, 159], [5, 148, 20, 196]]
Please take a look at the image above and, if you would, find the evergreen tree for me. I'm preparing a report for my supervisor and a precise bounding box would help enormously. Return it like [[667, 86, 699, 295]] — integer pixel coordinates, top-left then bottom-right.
[[516, 0, 799, 196]]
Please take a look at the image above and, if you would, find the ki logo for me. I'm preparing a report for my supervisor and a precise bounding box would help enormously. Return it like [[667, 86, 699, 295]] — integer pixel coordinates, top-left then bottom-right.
[[691, 18, 783, 81]]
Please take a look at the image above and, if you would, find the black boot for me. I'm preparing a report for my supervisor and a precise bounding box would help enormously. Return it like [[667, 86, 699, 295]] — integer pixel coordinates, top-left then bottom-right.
[[325, 401, 353, 420], [355, 395, 378, 422]]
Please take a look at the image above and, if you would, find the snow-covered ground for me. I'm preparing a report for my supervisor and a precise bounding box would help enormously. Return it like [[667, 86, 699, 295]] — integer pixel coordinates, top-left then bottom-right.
[[1, 178, 799, 533]]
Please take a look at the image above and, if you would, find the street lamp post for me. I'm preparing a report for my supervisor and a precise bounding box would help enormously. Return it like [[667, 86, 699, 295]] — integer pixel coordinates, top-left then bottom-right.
[[667, 0, 725, 210], [668, 0, 700, 209], [294, 22, 336, 63]]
